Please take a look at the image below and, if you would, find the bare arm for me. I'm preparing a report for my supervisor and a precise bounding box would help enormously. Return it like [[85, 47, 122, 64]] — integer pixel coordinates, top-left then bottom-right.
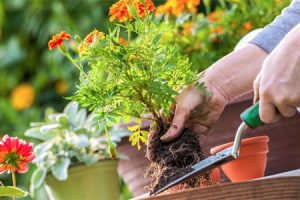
[[160, 44, 268, 142]]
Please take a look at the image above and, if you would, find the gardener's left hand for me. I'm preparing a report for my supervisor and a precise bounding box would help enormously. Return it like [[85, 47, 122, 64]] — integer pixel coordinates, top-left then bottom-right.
[[253, 25, 300, 123]]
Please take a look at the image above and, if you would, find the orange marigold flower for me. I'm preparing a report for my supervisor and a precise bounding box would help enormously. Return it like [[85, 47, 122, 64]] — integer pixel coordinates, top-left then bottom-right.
[[10, 83, 35, 111], [48, 31, 71, 50], [211, 26, 224, 34], [84, 30, 105, 44], [208, 10, 224, 23], [109, 0, 155, 23], [118, 37, 128, 46], [135, 0, 155, 17], [109, 0, 130, 22], [78, 30, 105, 56], [183, 22, 194, 35], [0, 135, 35, 174], [186, 0, 200, 14], [244, 21, 252, 31]]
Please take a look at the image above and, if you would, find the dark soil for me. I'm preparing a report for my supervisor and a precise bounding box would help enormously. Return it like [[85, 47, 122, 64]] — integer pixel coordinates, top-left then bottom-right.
[[146, 126, 212, 195]]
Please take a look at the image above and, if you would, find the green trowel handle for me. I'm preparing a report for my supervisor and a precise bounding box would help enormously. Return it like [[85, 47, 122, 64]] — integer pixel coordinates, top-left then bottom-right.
[[240, 102, 263, 129], [241, 102, 300, 129]]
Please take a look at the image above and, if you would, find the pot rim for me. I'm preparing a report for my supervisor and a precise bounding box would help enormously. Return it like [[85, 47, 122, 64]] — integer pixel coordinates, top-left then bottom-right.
[[210, 136, 269, 155]]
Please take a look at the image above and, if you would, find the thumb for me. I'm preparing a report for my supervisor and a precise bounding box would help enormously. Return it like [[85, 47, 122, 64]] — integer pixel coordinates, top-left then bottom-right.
[[160, 106, 190, 142]]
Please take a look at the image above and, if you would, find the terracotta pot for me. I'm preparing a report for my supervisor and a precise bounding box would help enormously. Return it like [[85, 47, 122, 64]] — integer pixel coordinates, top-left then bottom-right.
[[204, 92, 300, 177], [211, 168, 221, 183], [210, 136, 269, 182]]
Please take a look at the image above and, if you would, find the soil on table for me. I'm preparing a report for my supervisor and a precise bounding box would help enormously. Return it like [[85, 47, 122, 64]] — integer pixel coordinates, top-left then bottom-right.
[[146, 126, 212, 195]]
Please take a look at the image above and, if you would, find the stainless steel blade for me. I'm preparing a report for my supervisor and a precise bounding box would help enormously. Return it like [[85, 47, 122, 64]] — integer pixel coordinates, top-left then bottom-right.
[[152, 146, 235, 196]]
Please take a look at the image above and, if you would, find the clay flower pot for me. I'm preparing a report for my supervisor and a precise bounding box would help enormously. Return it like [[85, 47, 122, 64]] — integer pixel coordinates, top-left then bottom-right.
[[210, 136, 269, 182]]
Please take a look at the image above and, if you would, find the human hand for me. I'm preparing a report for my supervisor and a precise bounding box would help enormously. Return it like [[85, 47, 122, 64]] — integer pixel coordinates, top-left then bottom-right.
[[253, 25, 300, 123], [159, 82, 227, 143]]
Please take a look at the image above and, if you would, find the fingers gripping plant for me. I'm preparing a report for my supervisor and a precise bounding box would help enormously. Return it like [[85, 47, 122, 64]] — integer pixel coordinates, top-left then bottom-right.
[[49, 0, 200, 155]]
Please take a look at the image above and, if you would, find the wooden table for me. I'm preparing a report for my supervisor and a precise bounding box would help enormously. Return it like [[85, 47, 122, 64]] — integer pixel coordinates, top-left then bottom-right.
[[134, 169, 300, 200]]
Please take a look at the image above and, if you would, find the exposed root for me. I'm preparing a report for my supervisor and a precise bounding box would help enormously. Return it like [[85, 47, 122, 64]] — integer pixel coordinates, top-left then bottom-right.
[[146, 127, 212, 195]]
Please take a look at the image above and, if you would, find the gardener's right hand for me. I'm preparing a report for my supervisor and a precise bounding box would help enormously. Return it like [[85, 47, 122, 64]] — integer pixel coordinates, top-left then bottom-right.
[[159, 81, 228, 144]]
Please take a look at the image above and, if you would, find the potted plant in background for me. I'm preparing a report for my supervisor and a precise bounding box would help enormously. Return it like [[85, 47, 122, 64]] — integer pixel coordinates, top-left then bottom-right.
[[48, 0, 215, 195], [25, 101, 129, 200]]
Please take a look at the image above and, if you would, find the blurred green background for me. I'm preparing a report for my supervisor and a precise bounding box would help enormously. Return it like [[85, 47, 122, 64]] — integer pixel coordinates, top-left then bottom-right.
[[0, 0, 290, 199]]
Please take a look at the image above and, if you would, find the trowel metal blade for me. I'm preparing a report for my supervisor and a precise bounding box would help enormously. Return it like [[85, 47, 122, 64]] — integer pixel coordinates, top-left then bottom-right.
[[152, 146, 235, 196]]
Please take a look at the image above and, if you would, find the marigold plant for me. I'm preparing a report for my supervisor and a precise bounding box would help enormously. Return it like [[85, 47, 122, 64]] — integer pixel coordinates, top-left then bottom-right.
[[49, 0, 201, 152]]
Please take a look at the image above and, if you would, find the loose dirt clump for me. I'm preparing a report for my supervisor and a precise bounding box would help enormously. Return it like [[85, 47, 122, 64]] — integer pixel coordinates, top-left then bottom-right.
[[146, 126, 212, 195]]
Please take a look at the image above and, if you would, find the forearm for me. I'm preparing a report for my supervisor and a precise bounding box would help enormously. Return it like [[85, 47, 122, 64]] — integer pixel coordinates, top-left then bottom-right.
[[201, 44, 268, 102], [282, 23, 300, 48]]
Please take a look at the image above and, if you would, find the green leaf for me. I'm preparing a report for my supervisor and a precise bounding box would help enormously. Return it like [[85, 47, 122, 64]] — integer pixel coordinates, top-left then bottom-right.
[[51, 158, 70, 181], [40, 124, 61, 132], [73, 134, 89, 148], [25, 127, 54, 140], [31, 168, 47, 189], [127, 3, 139, 21], [153, 34, 162, 45], [57, 114, 69, 127], [76, 108, 87, 126], [0, 186, 28, 197], [64, 101, 79, 125]]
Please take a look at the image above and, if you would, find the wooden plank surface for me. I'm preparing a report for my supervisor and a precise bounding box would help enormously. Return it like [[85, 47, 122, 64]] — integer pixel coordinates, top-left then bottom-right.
[[136, 176, 300, 200]]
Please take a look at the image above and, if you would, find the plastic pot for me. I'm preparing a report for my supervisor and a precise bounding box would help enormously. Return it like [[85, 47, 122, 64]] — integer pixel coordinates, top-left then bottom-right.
[[45, 160, 119, 200], [210, 136, 269, 182]]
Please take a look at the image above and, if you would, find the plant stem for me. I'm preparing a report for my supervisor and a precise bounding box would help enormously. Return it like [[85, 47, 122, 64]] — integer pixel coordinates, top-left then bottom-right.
[[203, 0, 211, 15], [12, 171, 16, 200], [104, 126, 117, 159]]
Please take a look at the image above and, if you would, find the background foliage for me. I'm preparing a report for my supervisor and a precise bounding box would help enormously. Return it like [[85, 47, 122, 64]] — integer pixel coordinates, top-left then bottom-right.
[[0, 0, 290, 199]]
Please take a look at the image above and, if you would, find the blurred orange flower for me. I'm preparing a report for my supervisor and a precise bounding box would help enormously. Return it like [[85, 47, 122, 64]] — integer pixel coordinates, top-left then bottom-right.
[[109, 0, 155, 23], [0, 135, 35, 174], [55, 80, 69, 95], [211, 26, 224, 34], [183, 22, 194, 35], [208, 10, 224, 23], [244, 21, 252, 31], [10, 83, 35, 111], [135, 0, 155, 17], [118, 37, 128, 46], [156, 0, 200, 17], [48, 31, 71, 50]]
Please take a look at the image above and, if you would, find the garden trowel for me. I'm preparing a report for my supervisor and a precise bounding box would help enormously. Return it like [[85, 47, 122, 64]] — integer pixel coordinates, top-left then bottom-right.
[[152, 102, 300, 196]]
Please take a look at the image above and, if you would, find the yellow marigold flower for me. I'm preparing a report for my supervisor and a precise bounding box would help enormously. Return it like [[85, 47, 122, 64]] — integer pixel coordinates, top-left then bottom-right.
[[10, 83, 35, 111], [55, 80, 69, 95], [155, 0, 200, 17]]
